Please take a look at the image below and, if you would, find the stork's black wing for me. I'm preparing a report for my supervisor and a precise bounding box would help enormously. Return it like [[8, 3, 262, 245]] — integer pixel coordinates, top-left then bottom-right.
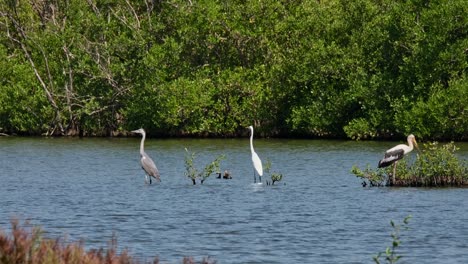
[[378, 149, 404, 168]]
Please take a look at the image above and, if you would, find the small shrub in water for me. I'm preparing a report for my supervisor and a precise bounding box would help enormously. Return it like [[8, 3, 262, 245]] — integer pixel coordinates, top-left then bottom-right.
[[264, 158, 284, 185], [351, 165, 386, 187], [352, 142, 468, 187], [410, 142, 468, 186], [184, 148, 225, 185], [270, 173, 283, 185]]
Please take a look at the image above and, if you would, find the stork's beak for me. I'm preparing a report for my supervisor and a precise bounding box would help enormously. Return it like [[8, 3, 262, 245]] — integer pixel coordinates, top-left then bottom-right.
[[413, 138, 420, 152]]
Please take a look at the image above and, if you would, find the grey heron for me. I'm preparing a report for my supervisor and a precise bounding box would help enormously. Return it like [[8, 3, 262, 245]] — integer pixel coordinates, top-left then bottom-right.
[[132, 128, 161, 184], [248, 126, 263, 183], [378, 134, 419, 185]]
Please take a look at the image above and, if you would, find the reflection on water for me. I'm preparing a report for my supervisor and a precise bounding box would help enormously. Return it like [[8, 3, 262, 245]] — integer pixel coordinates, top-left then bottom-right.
[[1, 137, 467, 263]]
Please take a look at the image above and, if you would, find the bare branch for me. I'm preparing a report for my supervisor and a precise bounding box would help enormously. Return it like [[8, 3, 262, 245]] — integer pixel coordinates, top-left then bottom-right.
[[4, 11, 64, 134], [86, 0, 100, 15], [125, 0, 140, 29]]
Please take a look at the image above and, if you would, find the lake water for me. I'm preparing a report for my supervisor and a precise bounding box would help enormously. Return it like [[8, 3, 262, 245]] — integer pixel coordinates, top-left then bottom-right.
[[1, 137, 468, 263]]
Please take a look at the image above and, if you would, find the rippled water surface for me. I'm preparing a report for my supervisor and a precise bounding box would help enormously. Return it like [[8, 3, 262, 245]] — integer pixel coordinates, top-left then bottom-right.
[[1, 137, 468, 263]]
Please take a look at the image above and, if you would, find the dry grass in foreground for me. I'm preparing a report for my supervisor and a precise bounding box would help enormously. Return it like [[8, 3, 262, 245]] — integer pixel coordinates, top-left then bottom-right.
[[0, 219, 216, 264]]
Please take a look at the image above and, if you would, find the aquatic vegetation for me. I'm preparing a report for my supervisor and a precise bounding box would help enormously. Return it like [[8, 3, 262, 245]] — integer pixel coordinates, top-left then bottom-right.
[[184, 148, 225, 185], [352, 142, 468, 187], [374, 215, 412, 264], [351, 165, 387, 187], [270, 173, 283, 185], [0, 219, 216, 264], [264, 159, 284, 185]]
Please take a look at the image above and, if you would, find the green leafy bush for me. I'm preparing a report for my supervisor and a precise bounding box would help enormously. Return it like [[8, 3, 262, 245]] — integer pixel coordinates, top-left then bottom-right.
[[352, 142, 468, 187], [409, 142, 468, 186], [184, 148, 225, 185], [344, 118, 377, 140], [264, 158, 284, 185]]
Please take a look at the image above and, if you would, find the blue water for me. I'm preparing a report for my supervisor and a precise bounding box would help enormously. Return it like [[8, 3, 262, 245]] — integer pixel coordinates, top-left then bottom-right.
[[1, 137, 467, 263]]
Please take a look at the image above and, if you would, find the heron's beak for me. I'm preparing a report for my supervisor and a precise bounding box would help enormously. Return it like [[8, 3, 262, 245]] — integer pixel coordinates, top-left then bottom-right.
[[131, 129, 139, 133]]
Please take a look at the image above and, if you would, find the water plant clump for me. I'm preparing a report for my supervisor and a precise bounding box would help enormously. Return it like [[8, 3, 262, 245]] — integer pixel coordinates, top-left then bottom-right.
[[184, 148, 225, 185], [352, 142, 468, 187], [270, 173, 283, 185], [264, 158, 284, 185]]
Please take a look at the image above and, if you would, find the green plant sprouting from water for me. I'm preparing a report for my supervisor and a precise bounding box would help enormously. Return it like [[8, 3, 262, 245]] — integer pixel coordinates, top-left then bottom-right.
[[374, 215, 412, 264], [352, 142, 468, 187], [351, 164, 386, 187], [184, 148, 225, 185], [264, 158, 283, 185]]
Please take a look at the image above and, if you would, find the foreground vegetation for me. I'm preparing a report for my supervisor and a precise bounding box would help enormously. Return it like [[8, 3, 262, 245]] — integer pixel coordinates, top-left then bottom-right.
[[1, 0, 467, 139], [0, 216, 414, 264], [352, 142, 468, 187], [0, 220, 215, 264], [374, 216, 412, 264]]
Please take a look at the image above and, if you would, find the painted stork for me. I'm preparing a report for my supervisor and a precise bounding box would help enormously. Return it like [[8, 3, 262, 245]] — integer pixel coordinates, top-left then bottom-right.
[[248, 126, 263, 183], [378, 134, 419, 185]]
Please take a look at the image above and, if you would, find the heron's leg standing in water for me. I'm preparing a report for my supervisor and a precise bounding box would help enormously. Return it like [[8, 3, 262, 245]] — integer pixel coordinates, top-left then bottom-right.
[[149, 176, 152, 184], [253, 169, 256, 183], [259, 176, 262, 183]]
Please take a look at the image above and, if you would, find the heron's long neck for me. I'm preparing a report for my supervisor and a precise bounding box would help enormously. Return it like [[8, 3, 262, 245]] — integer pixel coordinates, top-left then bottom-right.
[[140, 133, 146, 155], [250, 129, 255, 153]]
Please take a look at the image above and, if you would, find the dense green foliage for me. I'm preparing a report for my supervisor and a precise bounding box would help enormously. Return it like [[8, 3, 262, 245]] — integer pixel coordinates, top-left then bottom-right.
[[352, 142, 468, 187], [1, 0, 467, 139]]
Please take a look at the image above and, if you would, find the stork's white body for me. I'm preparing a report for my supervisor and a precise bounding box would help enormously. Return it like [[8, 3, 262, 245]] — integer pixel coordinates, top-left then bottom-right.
[[378, 135, 417, 168], [378, 134, 418, 185]]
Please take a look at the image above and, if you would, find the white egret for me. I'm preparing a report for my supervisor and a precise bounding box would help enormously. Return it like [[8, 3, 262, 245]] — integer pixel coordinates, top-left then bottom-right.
[[132, 128, 161, 184], [248, 125, 263, 183], [378, 134, 418, 185]]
